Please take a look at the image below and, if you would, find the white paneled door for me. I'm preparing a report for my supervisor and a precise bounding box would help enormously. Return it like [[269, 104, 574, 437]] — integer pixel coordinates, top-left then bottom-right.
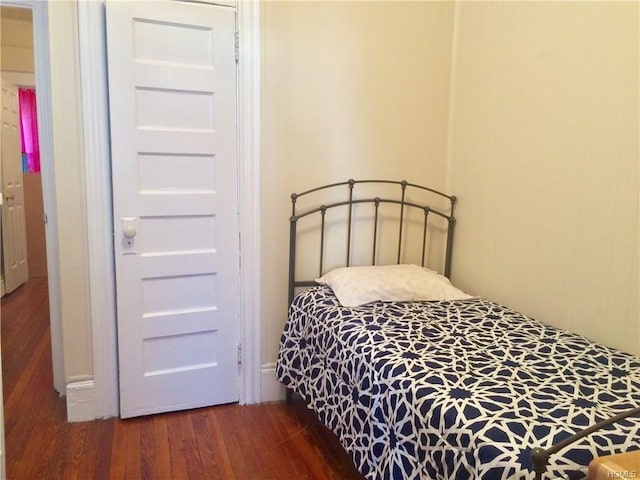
[[1, 79, 29, 295], [106, 1, 239, 418]]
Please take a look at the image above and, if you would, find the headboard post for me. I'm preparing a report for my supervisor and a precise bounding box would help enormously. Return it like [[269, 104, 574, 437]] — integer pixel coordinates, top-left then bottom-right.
[[372, 198, 381, 265], [444, 217, 456, 278], [288, 193, 299, 306], [397, 181, 408, 263], [421, 207, 430, 267], [444, 195, 457, 278], [346, 179, 355, 267], [319, 206, 327, 277]]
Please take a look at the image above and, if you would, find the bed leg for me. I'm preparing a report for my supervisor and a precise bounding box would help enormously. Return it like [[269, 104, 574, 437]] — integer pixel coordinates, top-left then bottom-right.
[[285, 388, 293, 404], [531, 447, 549, 480]]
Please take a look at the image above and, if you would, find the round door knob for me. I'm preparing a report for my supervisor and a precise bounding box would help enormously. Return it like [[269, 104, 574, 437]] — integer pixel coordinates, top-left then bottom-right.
[[121, 217, 137, 238]]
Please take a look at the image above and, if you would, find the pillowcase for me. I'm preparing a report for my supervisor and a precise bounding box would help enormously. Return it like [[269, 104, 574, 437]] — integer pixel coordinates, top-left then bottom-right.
[[315, 264, 472, 307]]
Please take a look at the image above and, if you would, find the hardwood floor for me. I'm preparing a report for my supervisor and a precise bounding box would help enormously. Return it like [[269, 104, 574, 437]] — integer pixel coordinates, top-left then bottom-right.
[[1, 278, 365, 480]]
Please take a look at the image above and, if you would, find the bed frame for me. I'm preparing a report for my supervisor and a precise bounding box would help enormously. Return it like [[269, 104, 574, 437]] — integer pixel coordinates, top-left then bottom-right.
[[284, 178, 640, 480], [531, 405, 640, 480], [288, 179, 457, 306]]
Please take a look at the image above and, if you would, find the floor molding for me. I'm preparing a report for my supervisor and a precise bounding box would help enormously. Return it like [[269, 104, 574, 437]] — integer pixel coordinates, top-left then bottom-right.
[[261, 363, 285, 402], [66, 380, 96, 422]]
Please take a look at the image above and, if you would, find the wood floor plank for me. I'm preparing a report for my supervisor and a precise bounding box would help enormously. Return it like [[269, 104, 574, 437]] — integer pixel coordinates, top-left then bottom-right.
[[149, 414, 173, 479], [87, 419, 115, 480], [109, 418, 128, 480], [29, 419, 65, 480], [124, 418, 143, 480], [196, 406, 237, 479], [64, 422, 90, 480], [4, 324, 51, 432], [267, 403, 324, 480], [11, 381, 60, 479], [167, 411, 195, 479], [6, 334, 55, 479], [179, 412, 205, 480], [217, 404, 267, 479], [247, 404, 292, 479], [1, 278, 365, 480], [140, 414, 160, 479]]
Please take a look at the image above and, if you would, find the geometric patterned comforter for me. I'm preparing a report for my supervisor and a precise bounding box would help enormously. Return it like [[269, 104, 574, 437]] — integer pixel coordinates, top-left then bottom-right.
[[276, 286, 640, 480]]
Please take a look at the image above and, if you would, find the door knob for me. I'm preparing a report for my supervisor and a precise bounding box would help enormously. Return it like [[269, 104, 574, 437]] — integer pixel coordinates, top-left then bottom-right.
[[121, 217, 137, 238]]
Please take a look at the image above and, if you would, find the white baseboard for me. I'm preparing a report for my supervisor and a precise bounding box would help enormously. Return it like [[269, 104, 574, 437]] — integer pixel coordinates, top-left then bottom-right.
[[261, 363, 285, 402], [1, 276, 5, 297], [66, 380, 97, 422], [66, 368, 283, 420]]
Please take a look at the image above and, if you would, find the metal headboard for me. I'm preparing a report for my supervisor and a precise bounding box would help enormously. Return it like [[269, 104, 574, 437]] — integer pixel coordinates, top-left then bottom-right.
[[288, 179, 457, 305]]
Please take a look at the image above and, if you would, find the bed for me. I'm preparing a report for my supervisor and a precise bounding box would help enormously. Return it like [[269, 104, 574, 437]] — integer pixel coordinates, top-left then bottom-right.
[[276, 180, 640, 480]]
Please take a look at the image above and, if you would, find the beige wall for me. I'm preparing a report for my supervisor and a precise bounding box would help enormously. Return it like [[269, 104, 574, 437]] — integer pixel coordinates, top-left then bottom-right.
[[260, 1, 455, 363], [448, 2, 639, 354], [26, 0, 640, 405], [0, 7, 34, 73]]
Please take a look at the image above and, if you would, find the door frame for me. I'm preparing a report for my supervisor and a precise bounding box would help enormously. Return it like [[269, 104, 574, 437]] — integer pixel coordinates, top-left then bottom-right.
[[4, 0, 65, 396], [76, 0, 261, 416], [5, 0, 260, 419]]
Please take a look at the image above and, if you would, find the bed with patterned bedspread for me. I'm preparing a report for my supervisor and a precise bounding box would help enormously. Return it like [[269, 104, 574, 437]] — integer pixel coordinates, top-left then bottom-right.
[[276, 286, 640, 480]]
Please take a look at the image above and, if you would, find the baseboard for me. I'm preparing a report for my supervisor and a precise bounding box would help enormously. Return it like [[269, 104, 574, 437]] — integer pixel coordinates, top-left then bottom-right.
[[66, 380, 97, 422], [66, 368, 283, 420], [1, 276, 5, 297], [261, 363, 285, 402], [66, 368, 284, 419]]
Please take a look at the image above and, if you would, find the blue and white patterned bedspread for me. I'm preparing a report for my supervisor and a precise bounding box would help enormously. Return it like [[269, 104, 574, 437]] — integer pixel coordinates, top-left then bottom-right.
[[276, 286, 640, 480]]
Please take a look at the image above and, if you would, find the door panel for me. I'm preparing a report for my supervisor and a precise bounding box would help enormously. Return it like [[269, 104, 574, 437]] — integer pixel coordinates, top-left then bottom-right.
[[106, 0, 239, 418], [1, 79, 29, 294]]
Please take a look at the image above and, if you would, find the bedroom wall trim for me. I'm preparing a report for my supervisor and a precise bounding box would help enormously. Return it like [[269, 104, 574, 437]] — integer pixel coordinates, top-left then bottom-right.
[[261, 363, 284, 402], [237, 0, 262, 404], [65, 380, 96, 422], [77, 0, 119, 419]]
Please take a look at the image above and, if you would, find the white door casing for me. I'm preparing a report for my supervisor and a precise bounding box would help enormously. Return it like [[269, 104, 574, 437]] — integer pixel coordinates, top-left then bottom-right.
[[0, 319, 4, 479], [1, 79, 29, 294], [106, 0, 239, 418]]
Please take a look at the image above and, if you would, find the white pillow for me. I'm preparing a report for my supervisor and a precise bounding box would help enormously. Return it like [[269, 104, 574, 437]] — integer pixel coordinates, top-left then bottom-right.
[[315, 264, 473, 307]]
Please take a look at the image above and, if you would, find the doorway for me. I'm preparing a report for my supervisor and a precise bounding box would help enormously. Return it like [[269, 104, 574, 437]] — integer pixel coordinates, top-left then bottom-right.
[[0, 4, 56, 476], [77, 0, 263, 415], [0, 7, 44, 296], [1, 0, 261, 425], [0, 1, 53, 377], [0, 7, 51, 361]]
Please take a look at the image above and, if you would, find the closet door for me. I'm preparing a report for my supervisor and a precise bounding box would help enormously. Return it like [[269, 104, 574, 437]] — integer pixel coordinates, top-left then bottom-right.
[[106, 0, 239, 418]]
